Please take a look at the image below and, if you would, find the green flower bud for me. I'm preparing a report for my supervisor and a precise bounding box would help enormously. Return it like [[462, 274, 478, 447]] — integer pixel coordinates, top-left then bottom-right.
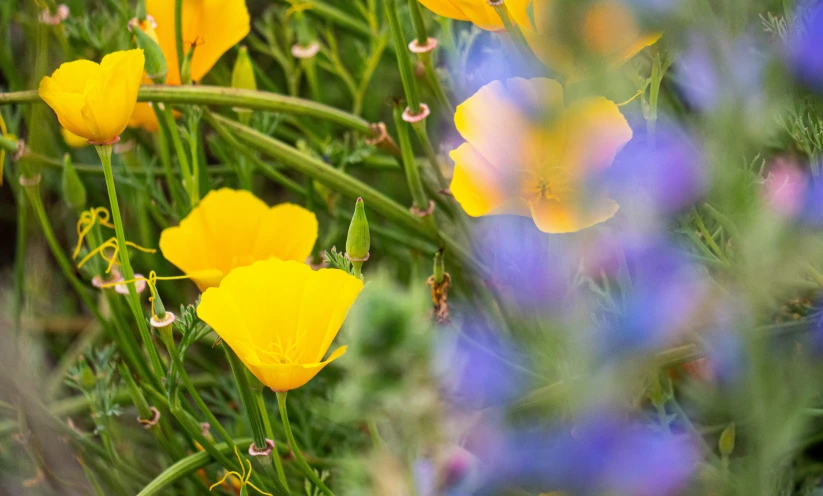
[[719, 423, 735, 457], [231, 46, 256, 92], [346, 197, 370, 262], [180, 44, 196, 85], [433, 250, 445, 284], [61, 154, 87, 211], [152, 289, 167, 319], [132, 27, 167, 83], [79, 360, 96, 389]]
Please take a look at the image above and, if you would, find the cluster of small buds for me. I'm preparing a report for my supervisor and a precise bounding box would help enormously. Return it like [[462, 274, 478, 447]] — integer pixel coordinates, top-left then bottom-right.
[[39, 5, 69, 25]]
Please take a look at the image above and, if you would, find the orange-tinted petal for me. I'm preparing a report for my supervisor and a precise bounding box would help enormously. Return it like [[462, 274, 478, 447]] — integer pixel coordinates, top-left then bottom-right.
[[560, 96, 633, 174], [449, 143, 528, 217], [529, 196, 619, 233]]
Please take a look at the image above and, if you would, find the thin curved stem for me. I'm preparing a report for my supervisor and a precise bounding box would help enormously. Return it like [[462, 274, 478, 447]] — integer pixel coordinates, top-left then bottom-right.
[[277, 392, 334, 496]]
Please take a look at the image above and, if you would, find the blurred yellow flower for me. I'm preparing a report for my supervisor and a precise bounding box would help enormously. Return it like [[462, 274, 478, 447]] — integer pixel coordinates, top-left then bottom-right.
[[159, 188, 318, 290], [197, 259, 363, 391], [520, 0, 661, 79], [147, 0, 250, 85], [449, 77, 632, 233], [39, 49, 145, 144], [61, 127, 89, 148], [416, 0, 529, 31], [128, 76, 160, 133]]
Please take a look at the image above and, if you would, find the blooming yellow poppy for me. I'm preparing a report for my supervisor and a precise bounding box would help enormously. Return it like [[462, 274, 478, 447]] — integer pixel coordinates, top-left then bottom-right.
[[449, 77, 632, 233], [61, 127, 89, 148], [416, 0, 530, 31], [159, 188, 318, 290], [147, 0, 250, 85], [39, 49, 145, 144], [197, 259, 363, 391], [521, 0, 661, 79]]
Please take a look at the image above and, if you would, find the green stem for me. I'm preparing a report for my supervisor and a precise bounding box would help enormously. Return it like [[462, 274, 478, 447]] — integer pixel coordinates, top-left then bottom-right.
[[276, 392, 334, 496], [254, 388, 288, 487], [95, 144, 166, 382], [407, 0, 429, 44], [174, 0, 184, 74], [160, 105, 195, 206], [224, 345, 291, 494], [0, 86, 391, 148], [384, 0, 421, 113], [22, 181, 154, 386], [393, 105, 430, 214], [491, 2, 535, 67]]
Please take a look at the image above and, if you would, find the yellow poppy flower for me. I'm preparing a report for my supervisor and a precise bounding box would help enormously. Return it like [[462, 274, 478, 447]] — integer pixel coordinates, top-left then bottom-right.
[[128, 76, 160, 133], [39, 49, 145, 144], [61, 127, 89, 148], [416, 0, 530, 31], [147, 0, 251, 85], [159, 188, 318, 290], [449, 77, 631, 233], [521, 0, 661, 79], [197, 259, 363, 392]]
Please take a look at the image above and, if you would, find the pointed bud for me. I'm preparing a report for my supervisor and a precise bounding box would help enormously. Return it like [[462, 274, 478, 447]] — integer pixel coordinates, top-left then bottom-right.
[[719, 423, 735, 457], [133, 26, 167, 83], [153, 290, 167, 319], [180, 44, 196, 85], [231, 46, 256, 92], [433, 249, 445, 284], [61, 154, 87, 211], [346, 197, 370, 262]]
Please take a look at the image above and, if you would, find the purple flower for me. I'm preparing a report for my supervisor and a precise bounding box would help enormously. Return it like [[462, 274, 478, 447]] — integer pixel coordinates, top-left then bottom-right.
[[605, 117, 706, 216], [473, 216, 569, 311], [788, 0, 823, 90], [798, 176, 823, 226], [436, 317, 530, 409], [469, 409, 698, 495], [595, 235, 707, 357], [675, 33, 762, 111]]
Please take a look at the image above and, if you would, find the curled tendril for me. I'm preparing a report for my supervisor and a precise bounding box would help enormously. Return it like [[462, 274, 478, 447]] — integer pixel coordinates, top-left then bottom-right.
[[209, 446, 272, 496], [73, 207, 116, 259], [76, 237, 156, 274]]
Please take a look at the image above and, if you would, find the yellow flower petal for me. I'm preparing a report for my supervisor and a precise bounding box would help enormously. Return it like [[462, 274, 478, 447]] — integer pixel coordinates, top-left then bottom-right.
[[148, 0, 251, 84], [61, 127, 89, 148], [455, 78, 561, 173], [197, 260, 362, 391], [449, 143, 529, 217], [416, 0, 530, 31], [159, 188, 318, 290], [559, 96, 633, 174], [529, 197, 619, 233], [39, 50, 145, 143]]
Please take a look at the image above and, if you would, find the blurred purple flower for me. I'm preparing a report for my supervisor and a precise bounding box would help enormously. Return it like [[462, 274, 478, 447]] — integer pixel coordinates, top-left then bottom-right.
[[436, 317, 529, 409], [473, 216, 568, 311], [798, 176, 823, 226], [788, 0, 823, 90], [469, 409, 698, 495], [595, 235, 707, 357], [604, 117, 706, 216], [675, 33, 762, 111]]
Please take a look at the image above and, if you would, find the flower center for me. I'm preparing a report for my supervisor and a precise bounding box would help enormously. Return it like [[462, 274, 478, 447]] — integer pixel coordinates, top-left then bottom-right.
[[523, 166, 574, 202]]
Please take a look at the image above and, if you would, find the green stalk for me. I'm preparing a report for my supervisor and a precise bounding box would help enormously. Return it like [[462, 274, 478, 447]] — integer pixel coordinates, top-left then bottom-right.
[[224, 345, 290, 494], [384, 0, 421, 113], [276, 392, 334, 496], [393, 105, 429, 215], [136, 437, 255, 496], [491, 1, 535, 67], [407, 0, 454, 113], [254, 388, 288, 487], [0, 86, 389, 146], [22, 181, 154, 386], [162, 334, 235, 450], [160, 105, 196, 206], [152, 104, 189, 213], [174, 0, 184, 74], [95, 144, 166, 382]]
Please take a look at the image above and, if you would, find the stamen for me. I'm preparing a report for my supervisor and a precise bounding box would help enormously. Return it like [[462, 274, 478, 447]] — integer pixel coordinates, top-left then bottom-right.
[[73, 207, 116, 259]]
